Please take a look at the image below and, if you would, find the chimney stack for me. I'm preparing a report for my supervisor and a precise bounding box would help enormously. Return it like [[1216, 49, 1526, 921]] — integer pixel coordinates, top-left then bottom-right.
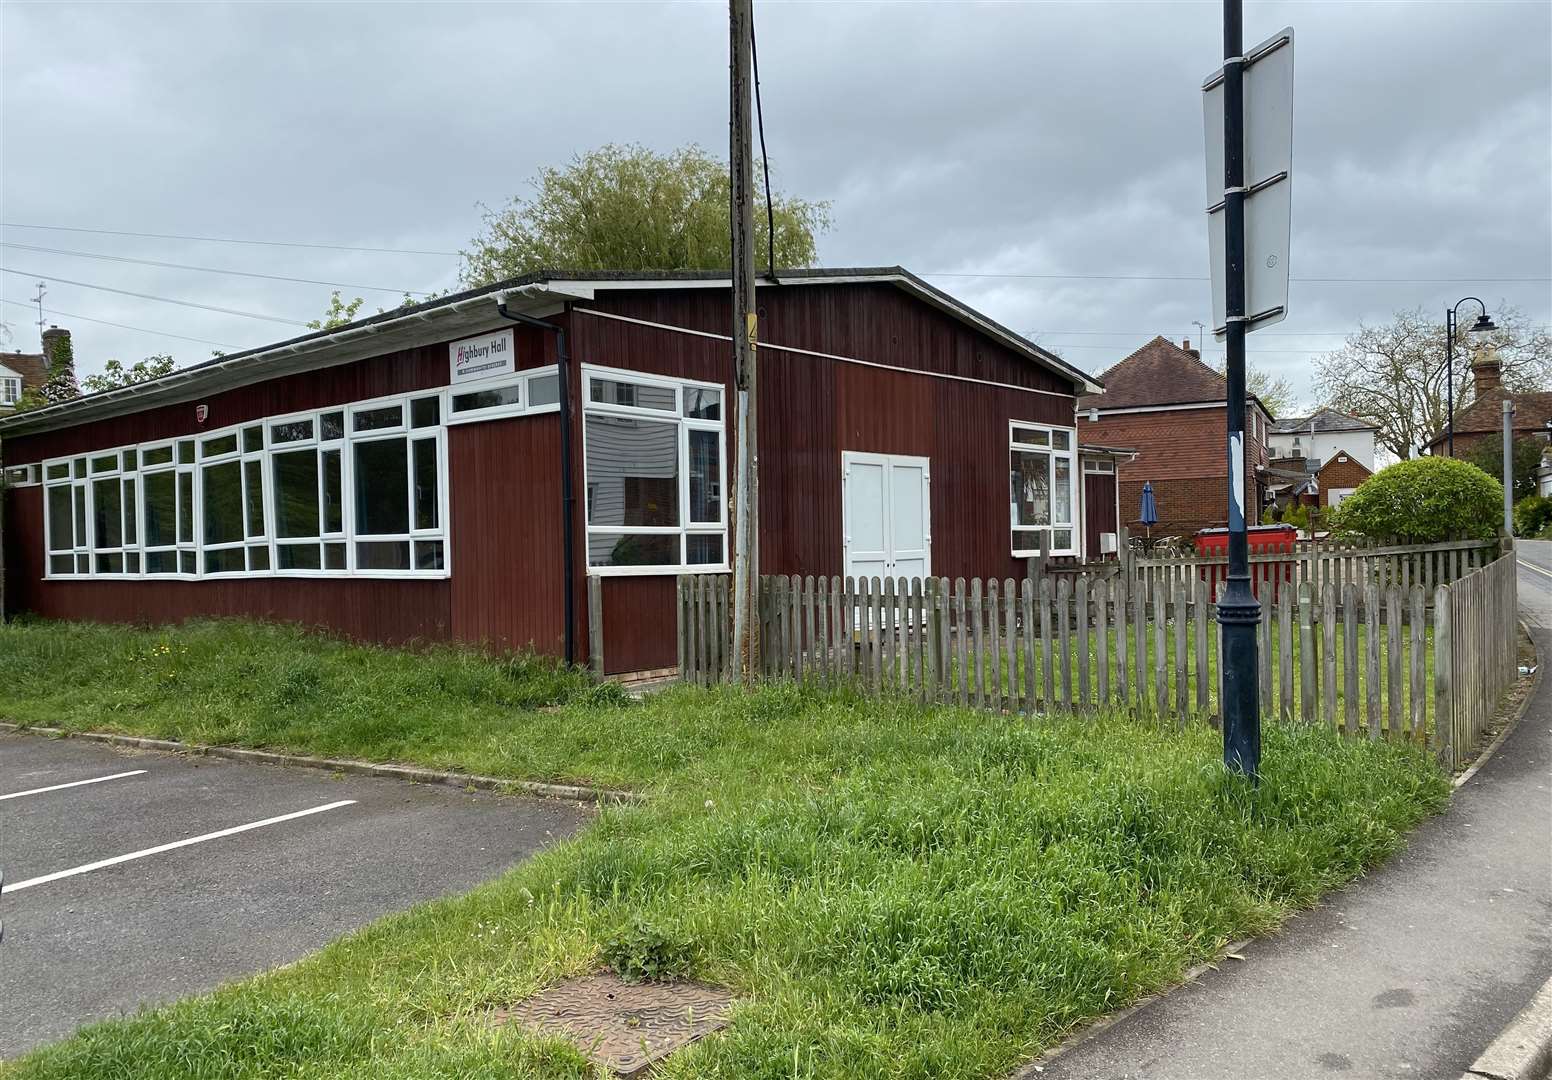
[[40, 324, 70, 361], [1471, 346, 1502, 397], [1181, 338, 1199, 358]]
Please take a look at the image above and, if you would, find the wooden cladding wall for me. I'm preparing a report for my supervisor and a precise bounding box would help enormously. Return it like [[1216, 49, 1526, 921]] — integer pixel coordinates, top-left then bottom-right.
[[570, 285, 1082, 671], [576, 283, 1075, 394], [598, 575, 678, 675], [449, 413, 566, 653]]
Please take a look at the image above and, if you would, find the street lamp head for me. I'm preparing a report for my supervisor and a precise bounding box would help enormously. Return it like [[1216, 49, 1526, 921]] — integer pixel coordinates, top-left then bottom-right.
[[1470, 313, 1497, 334]]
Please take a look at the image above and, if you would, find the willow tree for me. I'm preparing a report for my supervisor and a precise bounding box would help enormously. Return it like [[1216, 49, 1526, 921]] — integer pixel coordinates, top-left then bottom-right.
[[460, 143, 830, 286]]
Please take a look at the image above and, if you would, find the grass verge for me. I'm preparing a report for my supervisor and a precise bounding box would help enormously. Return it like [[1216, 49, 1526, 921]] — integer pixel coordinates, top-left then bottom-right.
[[2, 619, 1450, 1079]]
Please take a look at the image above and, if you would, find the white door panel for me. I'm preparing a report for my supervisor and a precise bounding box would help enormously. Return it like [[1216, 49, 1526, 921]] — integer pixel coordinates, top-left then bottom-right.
[[842, 452, 932, 585]]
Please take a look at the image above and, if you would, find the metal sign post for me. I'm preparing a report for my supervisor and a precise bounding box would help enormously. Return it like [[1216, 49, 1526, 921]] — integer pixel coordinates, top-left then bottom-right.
[[1203, 7, 1294, 780]]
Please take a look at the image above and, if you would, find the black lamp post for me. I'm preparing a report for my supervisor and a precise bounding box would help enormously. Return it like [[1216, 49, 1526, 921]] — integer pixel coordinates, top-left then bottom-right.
[[1444, 297, 1497, 457]]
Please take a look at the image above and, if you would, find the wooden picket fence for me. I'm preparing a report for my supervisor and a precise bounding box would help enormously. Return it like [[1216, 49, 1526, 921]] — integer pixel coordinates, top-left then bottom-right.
[[1128, 536, 1498, 606], [1435, 548, 1520, 770], [677, 542, 1520, 766]]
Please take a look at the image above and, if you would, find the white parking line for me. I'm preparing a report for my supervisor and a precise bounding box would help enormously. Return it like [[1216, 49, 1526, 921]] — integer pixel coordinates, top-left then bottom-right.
[[0, 800, 357, 894], [0, 769, 148, 802], [1519, 559, 1552, 580]]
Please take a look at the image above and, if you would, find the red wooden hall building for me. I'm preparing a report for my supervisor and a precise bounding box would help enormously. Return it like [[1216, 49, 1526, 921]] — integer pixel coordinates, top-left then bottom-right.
[[0, 268, 1124, 676]]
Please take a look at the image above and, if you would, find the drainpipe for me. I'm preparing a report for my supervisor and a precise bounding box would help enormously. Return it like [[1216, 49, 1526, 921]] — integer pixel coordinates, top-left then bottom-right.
[[496, 302, 577, 667]]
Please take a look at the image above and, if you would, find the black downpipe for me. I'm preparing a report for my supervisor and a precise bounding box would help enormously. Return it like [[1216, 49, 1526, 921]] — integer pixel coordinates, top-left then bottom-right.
[[496, 303, 577, 667]]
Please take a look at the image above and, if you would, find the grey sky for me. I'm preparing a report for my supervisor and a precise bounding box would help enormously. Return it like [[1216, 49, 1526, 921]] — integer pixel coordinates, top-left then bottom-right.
[[2, 0, 1548, 410]]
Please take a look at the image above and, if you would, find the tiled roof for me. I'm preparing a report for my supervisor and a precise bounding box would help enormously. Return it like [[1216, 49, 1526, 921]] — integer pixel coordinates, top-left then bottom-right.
[[1269, 407, 1376, 434], [0, 351, 47, 389], [1078, 336, 1238, 411], [1425, 387, 1552, 447]]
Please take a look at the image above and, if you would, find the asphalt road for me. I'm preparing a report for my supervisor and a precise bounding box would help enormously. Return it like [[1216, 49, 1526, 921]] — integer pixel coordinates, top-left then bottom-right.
[[0, 735, 589, 1058], [1032, 543, 1552, 1080]]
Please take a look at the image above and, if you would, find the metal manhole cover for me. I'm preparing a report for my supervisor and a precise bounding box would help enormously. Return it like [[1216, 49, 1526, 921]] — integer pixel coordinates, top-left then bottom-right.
[[491, 972, 734, 1076]]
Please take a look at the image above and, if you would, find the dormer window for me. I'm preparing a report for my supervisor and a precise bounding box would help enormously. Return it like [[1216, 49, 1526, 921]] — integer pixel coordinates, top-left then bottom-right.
[[0, 376, 20, 405]]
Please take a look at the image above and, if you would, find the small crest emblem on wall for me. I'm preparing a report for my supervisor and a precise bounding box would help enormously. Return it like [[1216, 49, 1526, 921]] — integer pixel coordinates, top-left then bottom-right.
[[195, 404, 209, 424]]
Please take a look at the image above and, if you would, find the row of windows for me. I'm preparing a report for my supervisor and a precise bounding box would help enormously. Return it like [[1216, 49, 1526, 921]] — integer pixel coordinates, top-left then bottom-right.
[[30, 364, 728, 581], [24, 365, 1080, 576], [42, 388, 463, 579]]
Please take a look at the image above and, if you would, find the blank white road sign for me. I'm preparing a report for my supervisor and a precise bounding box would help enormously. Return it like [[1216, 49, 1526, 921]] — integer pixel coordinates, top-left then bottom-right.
[[1204, 26, 1294, 340]]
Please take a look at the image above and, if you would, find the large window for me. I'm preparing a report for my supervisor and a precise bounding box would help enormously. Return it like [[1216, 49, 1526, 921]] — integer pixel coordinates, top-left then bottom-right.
[[1010, 421, 1078, 556], [582, 365, 726, 573], [1, 376, 20, 406], [42, 389, 449, 580]]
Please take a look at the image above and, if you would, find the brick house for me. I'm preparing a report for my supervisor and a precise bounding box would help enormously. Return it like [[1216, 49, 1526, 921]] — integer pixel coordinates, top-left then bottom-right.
[[1316, 451, 1372, 508], [1421, 348, 1552, 458], [1078, 336, 1272, 538], [0, 326, 60, 411]]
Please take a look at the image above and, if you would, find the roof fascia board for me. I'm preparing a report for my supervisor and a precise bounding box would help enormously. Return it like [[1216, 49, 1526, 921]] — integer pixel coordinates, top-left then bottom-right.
[[1089, 400, 1228, 416]]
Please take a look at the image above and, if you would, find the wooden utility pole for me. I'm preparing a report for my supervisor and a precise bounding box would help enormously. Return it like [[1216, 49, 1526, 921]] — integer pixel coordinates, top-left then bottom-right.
[[728, 0, 760, 680]]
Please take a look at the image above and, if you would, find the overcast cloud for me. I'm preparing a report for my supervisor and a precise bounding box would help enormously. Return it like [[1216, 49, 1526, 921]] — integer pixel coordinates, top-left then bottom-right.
[[2, 0, 1548, 409]]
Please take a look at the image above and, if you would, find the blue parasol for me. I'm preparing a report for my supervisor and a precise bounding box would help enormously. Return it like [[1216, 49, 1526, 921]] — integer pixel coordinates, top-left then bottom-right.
[[1139, 481, 1158, 531]]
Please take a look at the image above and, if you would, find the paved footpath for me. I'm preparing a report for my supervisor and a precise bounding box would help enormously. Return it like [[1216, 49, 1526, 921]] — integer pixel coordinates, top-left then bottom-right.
[[1032, 545, 1552, 1080]]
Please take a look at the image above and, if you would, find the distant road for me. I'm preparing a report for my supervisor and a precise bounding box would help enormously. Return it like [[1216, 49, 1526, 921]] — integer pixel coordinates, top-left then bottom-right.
[[1518, 538, 1552, 628]]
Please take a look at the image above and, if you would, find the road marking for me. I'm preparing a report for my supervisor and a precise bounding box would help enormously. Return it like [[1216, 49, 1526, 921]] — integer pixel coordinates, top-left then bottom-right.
[[0, 769, 148, 801], [0, 799, 356, 894], [1518, 559, 1552, 581]]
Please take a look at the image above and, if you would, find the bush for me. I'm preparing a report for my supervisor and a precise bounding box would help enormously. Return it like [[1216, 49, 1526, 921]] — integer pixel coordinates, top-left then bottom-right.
[[1514, 495, 1552, 538], [602, 916, 696, 983], [1329, 457, 1502, 542], [1261, 501, 1313, 534]]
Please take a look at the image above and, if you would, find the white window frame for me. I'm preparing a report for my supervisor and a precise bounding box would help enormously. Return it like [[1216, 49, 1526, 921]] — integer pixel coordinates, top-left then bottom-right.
[[581, 362, 727, 577], [1, 376, 21, 406], [137, 440, 190, 578], [40, 387, 453, 582], [445, 368, 562, 426], [3, 463, 40, 487], [1010, 420, 1079, 558], [42, 457, 90, 578]]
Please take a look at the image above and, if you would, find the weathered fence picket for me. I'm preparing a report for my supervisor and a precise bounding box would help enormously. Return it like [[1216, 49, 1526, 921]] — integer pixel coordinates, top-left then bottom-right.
[[676, 541, 1517, 770]]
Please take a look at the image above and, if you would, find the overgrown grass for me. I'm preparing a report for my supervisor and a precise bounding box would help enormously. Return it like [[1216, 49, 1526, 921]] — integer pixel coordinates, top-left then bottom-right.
[[2, 619, 1451, 1079]]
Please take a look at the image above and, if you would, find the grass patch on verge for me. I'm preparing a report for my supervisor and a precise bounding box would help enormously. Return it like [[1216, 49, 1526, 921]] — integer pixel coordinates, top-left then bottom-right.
[[2, 620, 1450, 1079]]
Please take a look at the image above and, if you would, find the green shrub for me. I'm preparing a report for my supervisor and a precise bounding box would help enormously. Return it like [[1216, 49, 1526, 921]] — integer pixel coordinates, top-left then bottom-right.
[[1514, 495, 1552, 538], [602, 916, 696, 983], [1329, 457, 1502, 542], [1261, 501, 1313, 534]]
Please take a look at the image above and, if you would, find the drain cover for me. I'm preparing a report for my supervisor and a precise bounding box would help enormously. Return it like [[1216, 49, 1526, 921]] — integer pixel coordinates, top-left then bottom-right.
[[492, 973, 734, 1076]]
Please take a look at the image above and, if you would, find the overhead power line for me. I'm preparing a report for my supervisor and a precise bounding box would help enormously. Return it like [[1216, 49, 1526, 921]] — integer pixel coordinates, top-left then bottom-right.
[[926, 270, 1552, 285], [1044, 341, 1340, 355], [1, 267, 308, 326], [0, 242, 430, 295], [1, 222, 459, 258], [0, 297, 238, 348], [1034, 327, 1354, 338]]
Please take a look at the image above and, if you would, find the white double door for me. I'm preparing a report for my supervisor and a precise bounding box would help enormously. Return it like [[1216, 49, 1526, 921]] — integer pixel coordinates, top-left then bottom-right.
[[842, 452, 931, 584]]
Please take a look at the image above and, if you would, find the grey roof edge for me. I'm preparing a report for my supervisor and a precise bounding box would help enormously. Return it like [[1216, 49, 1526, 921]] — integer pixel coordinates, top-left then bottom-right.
[[1269, 407, 1379, 434], [0, 267, 1101, 437]]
